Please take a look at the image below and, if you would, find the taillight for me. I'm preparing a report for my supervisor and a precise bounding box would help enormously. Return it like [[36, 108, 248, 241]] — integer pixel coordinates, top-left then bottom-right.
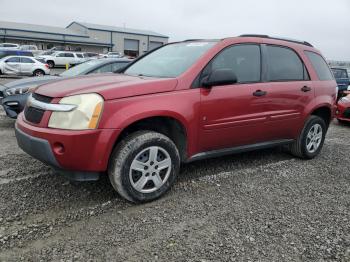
[[45, 64, 49, 69]]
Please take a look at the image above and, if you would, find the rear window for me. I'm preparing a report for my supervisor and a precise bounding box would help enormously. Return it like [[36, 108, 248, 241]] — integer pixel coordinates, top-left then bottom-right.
[[266, 45, 307, 81], [305, 51, 334, 81]]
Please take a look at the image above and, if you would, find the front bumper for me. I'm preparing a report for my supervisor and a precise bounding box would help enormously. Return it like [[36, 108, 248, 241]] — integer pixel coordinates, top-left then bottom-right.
[[336, 102, 350, 122], [15, 114, 121, 181], [1, 93, 29, 118]]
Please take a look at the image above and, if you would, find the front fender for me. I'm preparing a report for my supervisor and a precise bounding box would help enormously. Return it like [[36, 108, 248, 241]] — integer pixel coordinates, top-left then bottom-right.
[[99, 89, 201, 156]]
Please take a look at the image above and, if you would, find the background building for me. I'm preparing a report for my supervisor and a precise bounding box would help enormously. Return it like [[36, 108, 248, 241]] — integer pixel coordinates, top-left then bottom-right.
[[0, 20, 169, 56]]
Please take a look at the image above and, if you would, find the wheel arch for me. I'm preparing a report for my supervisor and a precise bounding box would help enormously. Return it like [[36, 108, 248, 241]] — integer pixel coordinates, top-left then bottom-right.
[[112, 114, 189, 162], [309, 105, 332, 128]]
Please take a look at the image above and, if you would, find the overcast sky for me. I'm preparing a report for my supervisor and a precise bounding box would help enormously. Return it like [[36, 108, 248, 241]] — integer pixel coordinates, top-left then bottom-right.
[[0, 0, 349, 60]]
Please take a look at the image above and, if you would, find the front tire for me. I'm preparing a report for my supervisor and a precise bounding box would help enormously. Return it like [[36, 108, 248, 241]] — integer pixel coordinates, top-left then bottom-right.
[[288, 115, 327, 159], [108, 131, 180, 203]]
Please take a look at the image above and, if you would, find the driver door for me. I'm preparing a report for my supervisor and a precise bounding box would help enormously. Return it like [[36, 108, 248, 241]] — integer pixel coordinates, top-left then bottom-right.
[[198, 44, 271, 152], [55, 53, 66, 65]]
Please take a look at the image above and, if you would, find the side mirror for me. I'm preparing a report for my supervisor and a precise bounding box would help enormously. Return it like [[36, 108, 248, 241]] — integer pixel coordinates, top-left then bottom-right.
[[202, 68, 238, 88]]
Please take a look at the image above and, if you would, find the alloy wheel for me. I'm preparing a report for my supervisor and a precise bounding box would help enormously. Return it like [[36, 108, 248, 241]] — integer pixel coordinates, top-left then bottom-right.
[[306, 123, 323, 153], [129, 146, 172, 193]]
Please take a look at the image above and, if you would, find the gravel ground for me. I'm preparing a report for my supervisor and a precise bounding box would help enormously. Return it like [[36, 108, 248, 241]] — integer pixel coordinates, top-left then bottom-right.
[[0, 79, 350, 261]]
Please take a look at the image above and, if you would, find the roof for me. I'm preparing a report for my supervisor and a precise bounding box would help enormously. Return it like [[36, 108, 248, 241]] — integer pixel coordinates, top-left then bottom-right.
[[0, 20, 87, 37], [239, 34, 313, 47], [69, 21, 168, 38]]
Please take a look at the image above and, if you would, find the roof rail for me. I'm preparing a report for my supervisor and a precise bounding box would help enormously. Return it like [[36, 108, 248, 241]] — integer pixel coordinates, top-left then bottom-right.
[[183, 39, 219, 42], [239, 34, 313, 47]]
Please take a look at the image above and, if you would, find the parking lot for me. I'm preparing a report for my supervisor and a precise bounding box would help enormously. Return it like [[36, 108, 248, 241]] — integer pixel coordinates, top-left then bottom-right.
[[0, 77, 349, 261]]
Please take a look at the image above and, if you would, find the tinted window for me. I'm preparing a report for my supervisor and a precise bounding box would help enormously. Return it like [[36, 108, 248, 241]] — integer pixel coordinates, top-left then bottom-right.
[[91, 64, 113, 73], [76, 54, 83, 58], [56, 53, 66, 57], [305, 51, 333, 81], [111, 62, 128, 71], [331, 68, 348, 79], [266, 46, 306, 81], [209, 44, 261, 83], [5, 57, 20, 63], [21, 57, 34, 63], [65, 53, 74, 57], [60, 59, 107, 77]]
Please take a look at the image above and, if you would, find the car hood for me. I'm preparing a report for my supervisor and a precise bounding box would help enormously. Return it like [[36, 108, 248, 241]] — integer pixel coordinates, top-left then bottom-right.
[[3, 75, 60, 89], [35, 74, 178, 100]]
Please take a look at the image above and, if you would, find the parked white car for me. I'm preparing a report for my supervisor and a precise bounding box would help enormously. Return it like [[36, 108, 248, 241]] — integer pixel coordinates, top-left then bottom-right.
[[0, 56, 50, 76], [103, 52, 123, 58], [0, 43, 20, 50], [19, 45, 41, 56], [36, 51, 84, 68]]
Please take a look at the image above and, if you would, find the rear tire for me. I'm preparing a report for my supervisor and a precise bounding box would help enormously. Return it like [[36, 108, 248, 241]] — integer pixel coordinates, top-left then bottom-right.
[[33, 69, 45, 77], [47, 61, 54, 68], [288, 115, 326, 159], [108, 131, 180, 203]]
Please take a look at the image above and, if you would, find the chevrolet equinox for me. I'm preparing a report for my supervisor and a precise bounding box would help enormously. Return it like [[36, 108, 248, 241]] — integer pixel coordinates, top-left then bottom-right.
[[15, 35, 337, 203]]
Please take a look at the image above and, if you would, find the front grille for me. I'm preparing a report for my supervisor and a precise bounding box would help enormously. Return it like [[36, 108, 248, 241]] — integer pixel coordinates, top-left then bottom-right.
[[24, 106, 45, 124], [32, 93, 52, 103], [344, 108, 350, 119], [24, 93, 53, 124]]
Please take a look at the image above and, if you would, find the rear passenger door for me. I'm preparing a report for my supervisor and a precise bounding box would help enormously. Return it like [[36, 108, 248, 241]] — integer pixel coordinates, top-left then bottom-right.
[[261, 44, 314, 140], [20, 57, 35, 74], [64, 53, 75, 64]]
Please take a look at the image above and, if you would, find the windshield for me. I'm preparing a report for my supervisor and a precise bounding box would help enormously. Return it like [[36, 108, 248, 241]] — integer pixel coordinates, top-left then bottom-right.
[[124, 41, 217, 78], [60, 59, 106, 77]]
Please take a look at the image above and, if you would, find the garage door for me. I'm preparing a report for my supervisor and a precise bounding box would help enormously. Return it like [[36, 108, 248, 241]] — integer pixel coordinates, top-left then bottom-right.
[[124, 39, 139, 51], [149, 41, 163, 51]]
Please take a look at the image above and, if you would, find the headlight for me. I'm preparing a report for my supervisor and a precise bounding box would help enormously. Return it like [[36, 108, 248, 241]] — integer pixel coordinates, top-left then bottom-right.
[[5, 86, 37, 96], [48, 93, 104, 130]]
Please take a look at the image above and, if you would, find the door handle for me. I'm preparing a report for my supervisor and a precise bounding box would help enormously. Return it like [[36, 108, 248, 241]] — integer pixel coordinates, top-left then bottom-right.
[[253, 90, 267, 97], [301, 86, 312, 92]]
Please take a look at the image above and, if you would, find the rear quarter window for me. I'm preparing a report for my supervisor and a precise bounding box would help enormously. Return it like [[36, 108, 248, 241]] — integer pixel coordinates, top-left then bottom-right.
[[305, 51, 334, 81]]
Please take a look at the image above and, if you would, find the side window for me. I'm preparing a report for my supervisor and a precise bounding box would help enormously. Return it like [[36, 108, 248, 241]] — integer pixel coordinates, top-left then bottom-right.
[[21, 57, 34, 63], [208, 44, 261, 83], [76, 54, 83, 58], [305, 51, 333, 81], [56, 53, 65, 57], [5, 57, 20, 63], [65, 53, 74, 57], [266, 46, 306, 81], [111, 62, 128, 71], [90, 64, 113, 74]]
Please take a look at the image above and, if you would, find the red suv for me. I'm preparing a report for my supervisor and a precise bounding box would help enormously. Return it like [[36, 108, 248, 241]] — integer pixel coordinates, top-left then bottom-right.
[[15, 35, 337, 203]]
